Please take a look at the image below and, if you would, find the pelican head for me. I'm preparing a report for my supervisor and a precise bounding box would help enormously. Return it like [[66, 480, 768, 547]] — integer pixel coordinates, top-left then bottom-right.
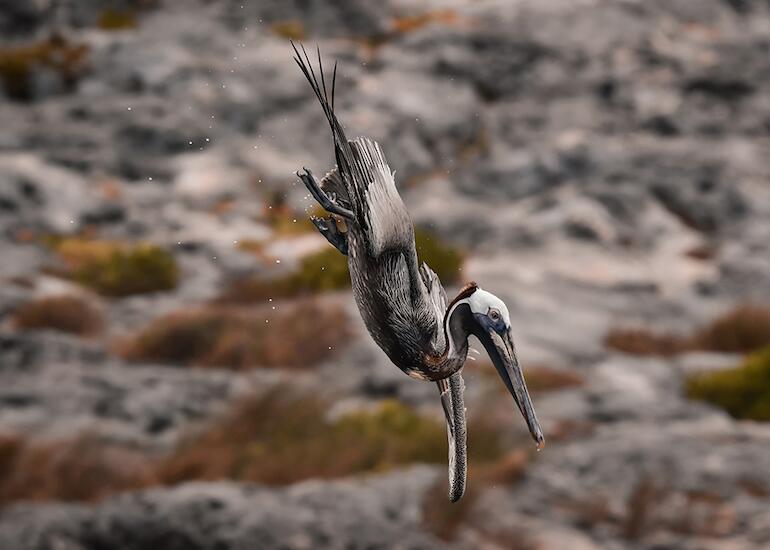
[[448, 283, 544, 449]]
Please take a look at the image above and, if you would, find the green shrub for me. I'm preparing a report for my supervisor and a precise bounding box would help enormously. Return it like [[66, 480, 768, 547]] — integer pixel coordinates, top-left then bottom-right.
[[97, 9, 137, 30], [73, 244, 178, 297], [222, 248, 350, 303], [686, 347, 770, 420], [0, 35, 88, 101], [270, 20, 306, 41], [54, 239, 178, 297], [414, 227, 464, 285]]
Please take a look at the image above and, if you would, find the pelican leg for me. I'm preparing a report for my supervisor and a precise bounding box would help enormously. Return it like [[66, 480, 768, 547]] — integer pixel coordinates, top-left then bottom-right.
[[437, 371, 467, 502], [311, 215, 348, 255], [297, 168, 354, 219]]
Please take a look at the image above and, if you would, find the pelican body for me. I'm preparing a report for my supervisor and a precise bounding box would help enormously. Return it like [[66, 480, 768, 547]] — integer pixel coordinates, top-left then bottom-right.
[[292, 44, 543, 501]]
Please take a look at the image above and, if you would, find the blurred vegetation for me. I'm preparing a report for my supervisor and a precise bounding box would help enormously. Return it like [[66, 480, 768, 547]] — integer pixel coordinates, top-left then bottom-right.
[[692, 306, 770, 353], [0, 389, 513, 506], [414, 227, 464, 285], [0, 434, 152, 506], [120, 300, 349, 369], [604, 328, 686, 357], [479, 362, 583, 394], [222, 248, 350, 303], [52, 238, 179, 297], [263, 191, 321, 236], [223, 227, 463, 303], [686, 347, 770, 421], [159, 390, 504, 487], [605, 305, 770, 356], [422, 447, 533, 541], [97, 9, 138, 30], [270, 20, 306, 41], [391, 10, 459, 34], [0, 35, 88, 101], [12, 295, 102, 336]]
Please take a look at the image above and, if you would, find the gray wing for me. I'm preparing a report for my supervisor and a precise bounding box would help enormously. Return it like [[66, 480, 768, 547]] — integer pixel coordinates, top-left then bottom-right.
[[348, 138, 414, 257], [421, 262, 467, 502]]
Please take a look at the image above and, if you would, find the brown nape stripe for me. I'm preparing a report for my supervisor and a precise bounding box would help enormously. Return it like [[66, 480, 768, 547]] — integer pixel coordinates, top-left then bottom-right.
[[447, 281, 478, 311]]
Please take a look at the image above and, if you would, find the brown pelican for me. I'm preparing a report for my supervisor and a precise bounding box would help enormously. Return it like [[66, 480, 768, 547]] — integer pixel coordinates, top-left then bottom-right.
[[291, 43, 544, 501]]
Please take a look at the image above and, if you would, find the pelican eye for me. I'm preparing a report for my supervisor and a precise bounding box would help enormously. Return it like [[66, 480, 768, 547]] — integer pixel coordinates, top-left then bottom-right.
[[488, 308, 501, 322]]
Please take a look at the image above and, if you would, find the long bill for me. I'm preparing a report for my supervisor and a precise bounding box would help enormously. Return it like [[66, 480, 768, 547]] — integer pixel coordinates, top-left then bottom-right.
[[477, 328, 544, 449]]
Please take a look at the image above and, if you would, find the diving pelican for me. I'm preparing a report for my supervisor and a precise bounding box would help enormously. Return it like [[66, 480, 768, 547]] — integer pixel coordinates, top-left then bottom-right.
[[292, 43, 544, 502]]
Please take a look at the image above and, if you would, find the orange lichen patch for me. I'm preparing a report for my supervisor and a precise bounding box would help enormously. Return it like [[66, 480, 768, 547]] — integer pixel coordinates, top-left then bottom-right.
[[0, 434, 153, 506], [684, 244, 716, 261], [12, 294, 103, 336], [97, 179, 123, 201], [119, 300, 350, 369], [0, 34, 88, 100], [12, 228, 37, 243], [392, 10, 460, 34], [209, 198, 236, 216]]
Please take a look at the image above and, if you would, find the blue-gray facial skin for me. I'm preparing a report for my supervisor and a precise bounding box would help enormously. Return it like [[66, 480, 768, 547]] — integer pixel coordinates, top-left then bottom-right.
[[474, 308, 507, 336]]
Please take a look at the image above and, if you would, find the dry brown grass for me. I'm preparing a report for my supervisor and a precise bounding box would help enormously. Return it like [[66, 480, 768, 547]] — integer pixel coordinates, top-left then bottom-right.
[[12, 294, 103, 336], [156, 390, 504, 487], [0, 389, 514, 510], [0, 434, 152, 507], [692, 306, 770, 353], [421, 480, 480, 541], [120, 300, 350, 369], [479, 362, 583, 394], [422, 449, 533, 542], [605, 305, 770, 357], [604, 328, 688, 357]]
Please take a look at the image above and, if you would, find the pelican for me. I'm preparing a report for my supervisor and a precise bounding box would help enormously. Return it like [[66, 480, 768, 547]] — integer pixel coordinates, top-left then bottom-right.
[[291, 43, 544, 502]]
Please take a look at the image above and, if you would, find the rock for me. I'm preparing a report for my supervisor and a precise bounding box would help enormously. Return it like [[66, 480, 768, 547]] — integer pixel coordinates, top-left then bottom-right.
[[0, 467, 442, 550], [0, 331, 247, 448], [0, 154, 106, 234]]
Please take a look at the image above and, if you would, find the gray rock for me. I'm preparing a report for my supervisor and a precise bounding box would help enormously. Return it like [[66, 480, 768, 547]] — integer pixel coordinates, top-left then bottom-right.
[[0, 467, 443, 550]]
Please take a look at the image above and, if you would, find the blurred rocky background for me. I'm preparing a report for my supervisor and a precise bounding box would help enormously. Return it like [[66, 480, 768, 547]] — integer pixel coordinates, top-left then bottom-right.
[[1, 0, 770, 548]]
